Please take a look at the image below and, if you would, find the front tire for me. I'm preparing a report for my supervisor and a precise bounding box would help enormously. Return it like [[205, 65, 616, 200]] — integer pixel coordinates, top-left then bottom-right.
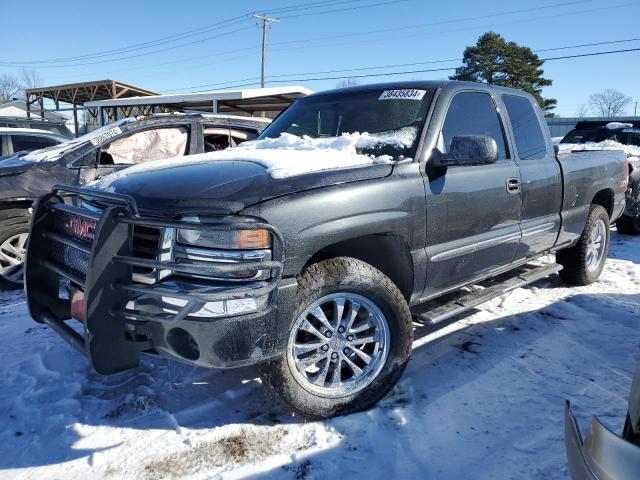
[[0, 208, 31, 289], [257, 257, 413, 419], [557, 204, 610, 285]]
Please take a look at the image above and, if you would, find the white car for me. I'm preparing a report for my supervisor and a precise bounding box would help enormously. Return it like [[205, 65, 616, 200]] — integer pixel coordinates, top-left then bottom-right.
[[0, 127, 69, 157]]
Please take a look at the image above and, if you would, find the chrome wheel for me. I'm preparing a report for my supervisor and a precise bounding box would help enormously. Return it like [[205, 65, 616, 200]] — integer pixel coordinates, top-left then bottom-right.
[[0, 233, 28, 284], [287, 292, 390, 398], [586, 219, 606, 272]]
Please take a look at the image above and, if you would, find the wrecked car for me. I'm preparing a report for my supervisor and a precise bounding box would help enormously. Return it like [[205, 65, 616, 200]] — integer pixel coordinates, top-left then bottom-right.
[[25, 81, 627, 418], [0, 114, 270, 287], [561, 121, 640, 235], [565, 360, 640, 479]]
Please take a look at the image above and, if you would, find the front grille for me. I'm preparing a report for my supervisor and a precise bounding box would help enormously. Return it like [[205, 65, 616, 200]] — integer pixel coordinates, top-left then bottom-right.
[[49, 209, 93, 276], [132, 226, 162, 275], [28, 186, 283, 327]]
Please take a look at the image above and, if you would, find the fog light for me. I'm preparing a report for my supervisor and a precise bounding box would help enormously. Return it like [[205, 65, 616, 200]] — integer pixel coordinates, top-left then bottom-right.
[[161, 295, 268, 318]]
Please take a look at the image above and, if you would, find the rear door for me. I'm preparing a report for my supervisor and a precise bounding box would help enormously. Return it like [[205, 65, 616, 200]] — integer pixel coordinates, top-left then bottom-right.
[[423, 90, 522, 294], [501, 94, 562, 259]]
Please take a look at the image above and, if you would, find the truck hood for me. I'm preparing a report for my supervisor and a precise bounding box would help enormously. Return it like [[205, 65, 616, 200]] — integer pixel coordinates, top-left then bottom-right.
[[94, 159, 393, 215], [0, 155, 36, 177]]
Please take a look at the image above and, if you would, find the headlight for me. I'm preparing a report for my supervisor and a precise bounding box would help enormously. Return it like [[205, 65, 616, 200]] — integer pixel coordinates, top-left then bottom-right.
[[177, 227, 270, 250]]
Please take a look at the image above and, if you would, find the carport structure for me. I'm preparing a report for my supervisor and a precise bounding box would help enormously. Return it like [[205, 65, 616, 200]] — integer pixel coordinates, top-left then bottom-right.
[[84, 86, 313, 125], [25, 80, 159, 135]]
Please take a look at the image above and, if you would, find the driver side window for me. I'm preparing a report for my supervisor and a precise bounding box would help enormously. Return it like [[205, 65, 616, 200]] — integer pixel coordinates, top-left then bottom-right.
[[441, 92, 509, 160]]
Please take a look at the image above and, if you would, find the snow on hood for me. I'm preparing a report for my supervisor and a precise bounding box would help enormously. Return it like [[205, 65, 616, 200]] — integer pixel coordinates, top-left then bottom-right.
[[90, 130, 414, 190]]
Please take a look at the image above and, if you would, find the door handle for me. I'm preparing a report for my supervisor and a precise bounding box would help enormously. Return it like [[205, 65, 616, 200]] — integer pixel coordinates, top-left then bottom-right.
[[506, 177, 521, 194]]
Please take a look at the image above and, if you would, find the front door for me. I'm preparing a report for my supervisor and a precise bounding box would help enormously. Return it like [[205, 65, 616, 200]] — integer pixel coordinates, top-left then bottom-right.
[[423, 91, 522, 296]]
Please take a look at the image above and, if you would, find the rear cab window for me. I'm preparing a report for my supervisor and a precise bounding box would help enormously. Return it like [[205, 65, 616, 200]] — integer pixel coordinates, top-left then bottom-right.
[[502, 95, 548, 160], [440, 91, 509, 160]]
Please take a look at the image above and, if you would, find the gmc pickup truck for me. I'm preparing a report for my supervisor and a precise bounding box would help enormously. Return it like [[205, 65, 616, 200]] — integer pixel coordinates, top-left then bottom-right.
[[25, 81, 628, 419]]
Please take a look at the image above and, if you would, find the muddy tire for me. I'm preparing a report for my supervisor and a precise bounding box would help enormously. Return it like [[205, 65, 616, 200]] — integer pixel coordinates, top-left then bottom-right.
[[616, 213, 640, 236], [257, 257, 413, 419], [557, 204, 610, 286], [0, 208, 31, 289]]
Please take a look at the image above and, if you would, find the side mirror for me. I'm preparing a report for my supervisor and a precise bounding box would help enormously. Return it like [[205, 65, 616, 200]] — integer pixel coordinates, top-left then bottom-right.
[[440, 135, 498, 166]]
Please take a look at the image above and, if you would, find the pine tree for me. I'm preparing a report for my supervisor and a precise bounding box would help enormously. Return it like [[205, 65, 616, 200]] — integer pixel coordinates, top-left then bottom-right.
[[450, 32, 557, 112]]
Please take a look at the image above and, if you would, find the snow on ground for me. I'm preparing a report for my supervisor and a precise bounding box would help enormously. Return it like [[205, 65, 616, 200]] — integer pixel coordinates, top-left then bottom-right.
[[1, 231, 639, 479]]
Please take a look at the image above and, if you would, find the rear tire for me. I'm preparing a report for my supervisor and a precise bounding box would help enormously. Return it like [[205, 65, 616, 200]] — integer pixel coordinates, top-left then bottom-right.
[[616, 213, 640, 235], [0, 208, 31, 290], [257, 257, 413, 419], [557, 204, 609, 285]]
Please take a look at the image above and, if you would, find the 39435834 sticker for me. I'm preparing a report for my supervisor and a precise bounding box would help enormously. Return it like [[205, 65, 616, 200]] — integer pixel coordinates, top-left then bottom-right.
[[89, 126, 123, 146], [378, 89, 426, 101]]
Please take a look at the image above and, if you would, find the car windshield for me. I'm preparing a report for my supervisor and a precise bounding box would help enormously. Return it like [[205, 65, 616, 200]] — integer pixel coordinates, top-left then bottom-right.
[[259, 88, 434, 159], [20, 120, 130, 162]]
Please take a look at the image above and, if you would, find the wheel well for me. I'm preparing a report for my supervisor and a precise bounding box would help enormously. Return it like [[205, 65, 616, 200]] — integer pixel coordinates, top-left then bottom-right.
[[592, 189, 614, 218], [303, 234, 414, 302]]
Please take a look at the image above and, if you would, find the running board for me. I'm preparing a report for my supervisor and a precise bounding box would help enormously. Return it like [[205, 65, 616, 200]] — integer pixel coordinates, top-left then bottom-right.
[[412, 263, 562, 326]]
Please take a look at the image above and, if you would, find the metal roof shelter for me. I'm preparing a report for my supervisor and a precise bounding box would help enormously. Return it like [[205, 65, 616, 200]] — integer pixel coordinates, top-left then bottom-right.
[[26, 80, 159, 135], [84, 86, 313, 125]]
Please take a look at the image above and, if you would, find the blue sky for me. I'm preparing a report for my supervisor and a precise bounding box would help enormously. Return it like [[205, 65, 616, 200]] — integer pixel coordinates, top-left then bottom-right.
[[2, 0, 639, 116]]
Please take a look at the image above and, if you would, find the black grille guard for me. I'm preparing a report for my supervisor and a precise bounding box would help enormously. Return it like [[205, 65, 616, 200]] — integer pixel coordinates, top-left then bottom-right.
[[25, 184, 284, 374]]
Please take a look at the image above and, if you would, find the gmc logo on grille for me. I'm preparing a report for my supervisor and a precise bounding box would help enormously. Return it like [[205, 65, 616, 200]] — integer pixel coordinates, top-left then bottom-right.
[[65, 216, 96, 242]]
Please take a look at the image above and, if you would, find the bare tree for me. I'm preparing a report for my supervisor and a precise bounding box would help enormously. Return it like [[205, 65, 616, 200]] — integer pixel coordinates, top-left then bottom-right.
[[574, 103, 589, 118], [336, 78, 359, 88], [0, 74, 21, 103], [20, 68, 42, 90], [588, 89, 631, 117]]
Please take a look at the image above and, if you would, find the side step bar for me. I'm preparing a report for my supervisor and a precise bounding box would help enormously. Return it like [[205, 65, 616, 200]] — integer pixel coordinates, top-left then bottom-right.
[[412, 263, 562, 326]]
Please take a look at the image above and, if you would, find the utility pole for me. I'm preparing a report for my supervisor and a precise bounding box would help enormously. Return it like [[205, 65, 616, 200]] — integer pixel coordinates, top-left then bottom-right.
[[252, 13, 280, 88], [634, 100, 638, 117]]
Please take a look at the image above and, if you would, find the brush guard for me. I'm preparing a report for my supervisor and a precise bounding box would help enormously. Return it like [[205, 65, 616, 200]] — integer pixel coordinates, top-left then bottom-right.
[[25, 185, 284, 374]]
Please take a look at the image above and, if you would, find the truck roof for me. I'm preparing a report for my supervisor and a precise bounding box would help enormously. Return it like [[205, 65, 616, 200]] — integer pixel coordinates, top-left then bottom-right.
[[310, 80, 534, 99]]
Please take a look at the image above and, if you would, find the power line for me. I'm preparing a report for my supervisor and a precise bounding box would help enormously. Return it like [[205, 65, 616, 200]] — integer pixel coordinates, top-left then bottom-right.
[[0, 0, 402, 67], [35, 0, 623, 81], [182, 46, 640, 90], [165, 37, 640, 93]]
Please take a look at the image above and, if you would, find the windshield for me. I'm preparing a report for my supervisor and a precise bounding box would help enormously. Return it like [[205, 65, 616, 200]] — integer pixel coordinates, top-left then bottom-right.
[[20, 119, 131, 162], [260, 88, 434, 159]]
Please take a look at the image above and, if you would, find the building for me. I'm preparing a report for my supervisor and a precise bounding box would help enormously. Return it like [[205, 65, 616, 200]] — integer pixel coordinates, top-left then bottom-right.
[[0, 99, 74, 133], [84, 86, 314, 125]]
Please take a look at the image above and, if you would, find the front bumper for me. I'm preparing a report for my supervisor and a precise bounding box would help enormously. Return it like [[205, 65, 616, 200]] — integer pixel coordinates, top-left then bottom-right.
[[564, 401, 640, 479], [25, 185, 293, 374]]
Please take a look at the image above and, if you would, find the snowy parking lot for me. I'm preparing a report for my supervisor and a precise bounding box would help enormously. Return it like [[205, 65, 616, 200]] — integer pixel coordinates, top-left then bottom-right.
[[1, 230, 639, 479]]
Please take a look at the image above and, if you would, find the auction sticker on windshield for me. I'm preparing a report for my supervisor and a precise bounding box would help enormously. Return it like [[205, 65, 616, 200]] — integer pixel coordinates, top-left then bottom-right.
[[89, 126, 123, 146], [379, 89, 426, 101]]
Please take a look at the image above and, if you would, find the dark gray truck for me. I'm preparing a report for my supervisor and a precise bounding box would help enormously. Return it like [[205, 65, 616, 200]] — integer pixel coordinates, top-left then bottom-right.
[[25, 81, 627, 419]]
